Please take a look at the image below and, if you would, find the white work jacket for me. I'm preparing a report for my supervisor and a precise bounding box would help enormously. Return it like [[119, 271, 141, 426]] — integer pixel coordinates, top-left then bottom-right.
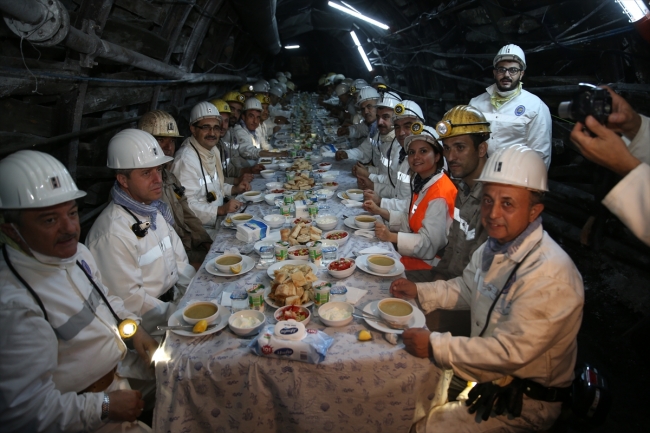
[[255, 123, 272, 152], [469, 85, 552, 168], [387, 173, 453, 266], [269, 103, 291, 119], [86, 202, 195, 332], [0, 244, 134, 432], [346, 130, 395, 176], [233, 123, 263, 164], [416, 224, 584, 387], [221, 129, 249, 169], [172, 139, 234, 231], [376, 154, 411, 212], [348, 120, 370, 139], [602, 114, 650, 246]]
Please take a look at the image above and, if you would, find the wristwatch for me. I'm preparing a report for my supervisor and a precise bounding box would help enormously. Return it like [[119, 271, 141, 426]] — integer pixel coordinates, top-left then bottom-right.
[[101, 392, 110, 420]]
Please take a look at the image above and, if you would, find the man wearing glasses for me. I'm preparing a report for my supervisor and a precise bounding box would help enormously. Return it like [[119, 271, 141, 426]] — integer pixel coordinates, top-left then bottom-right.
[[469, 44, 552, 168]]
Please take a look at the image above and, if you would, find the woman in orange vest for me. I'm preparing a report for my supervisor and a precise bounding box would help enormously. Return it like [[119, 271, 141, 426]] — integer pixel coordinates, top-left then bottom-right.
[[365, 125, 457, 270]]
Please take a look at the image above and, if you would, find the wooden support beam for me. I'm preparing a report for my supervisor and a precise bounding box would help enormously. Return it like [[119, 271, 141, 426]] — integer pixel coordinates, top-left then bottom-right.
[[114, 0, 166, 26], [0, 98, 55, 138]]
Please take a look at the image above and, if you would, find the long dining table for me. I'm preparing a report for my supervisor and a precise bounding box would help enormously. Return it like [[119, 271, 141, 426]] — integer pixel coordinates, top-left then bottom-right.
[[152, 157, 448, 433]]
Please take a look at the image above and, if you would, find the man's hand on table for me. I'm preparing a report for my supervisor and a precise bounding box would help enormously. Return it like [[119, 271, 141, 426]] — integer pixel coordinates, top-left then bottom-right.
[[390, 278, 418, 299], [108, 389, 145, 422], [131, 326, 158, 364], [357, 175, 374, 190], [243, 165, 264, 176], [337, 126, 349, 136], [232, 181, 251, 194], [335, 150, 348, 161], [363, 190, 381, 205], [403, 328, 434, 359], [363, 199, 381, 215], [237, 172, 255, 183], [219, 198, 243, 215], [353, 163, 369, 178]]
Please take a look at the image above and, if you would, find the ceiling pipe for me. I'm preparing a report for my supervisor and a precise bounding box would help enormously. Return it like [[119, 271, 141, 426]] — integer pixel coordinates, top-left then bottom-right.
[[0, 0, 253, 83], [232, 0, 282, 55]]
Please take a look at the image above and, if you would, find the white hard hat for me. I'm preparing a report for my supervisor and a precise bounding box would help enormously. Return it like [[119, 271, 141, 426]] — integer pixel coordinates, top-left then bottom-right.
[[493, 44, 526, 70], [107, 129, 173, 169], [138, 110, 183, 138], [278, 75, 288, 84], [286, 81, 295, 91], [276, 72, 285, 78], [244, 97, 263, 111], [352, 79, 369, 90], [377, 91, 402, 110], [253, 79, 270, 93], [393, 100, 423, 121], [372, 75, 387, 85], [190, 101, 220, 124], [476, 144, 547, 191], [269, 78, 279, 86], [334, 74, 345, 82], [404, 125, 440, 151], [270, 85, 284, 98], [0, 150, 86, 209], [285, 72, 292, 79], [342, 77, 354, 85], [335, 83, 350, 96], [278, 82, 287, 93], [357, 86, 380, 105]]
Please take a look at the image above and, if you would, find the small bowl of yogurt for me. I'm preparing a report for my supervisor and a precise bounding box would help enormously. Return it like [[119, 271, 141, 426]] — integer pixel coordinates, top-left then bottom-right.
[[318, 301, 353, 327], [228, 310, 266, 336]]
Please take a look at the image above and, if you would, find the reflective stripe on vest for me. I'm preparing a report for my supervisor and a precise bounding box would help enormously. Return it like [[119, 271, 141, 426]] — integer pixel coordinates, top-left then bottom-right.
[[139, 236, 172, 266], [400, 174, 457, 271], [453, 207, 476, 241], [398, 171, 411, 184]]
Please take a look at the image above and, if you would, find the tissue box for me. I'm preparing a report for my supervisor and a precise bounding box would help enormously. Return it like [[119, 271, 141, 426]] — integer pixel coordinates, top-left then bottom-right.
[[250, 323, 334, 364], [236, 219, 269, 243], [294, 200, 309, 218]]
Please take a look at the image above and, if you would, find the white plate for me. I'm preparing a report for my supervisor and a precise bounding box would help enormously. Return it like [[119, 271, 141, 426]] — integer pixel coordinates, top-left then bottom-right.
[[355, 254, 405, 277], [362, 300, 425, 334], [254, 231, 282, 253], [344, 216, 376, 231], [242, 194, 264, 203], [167, 306, 230, 337], [205, 255, 256, 277], [266, 260, 320, 279], [337, 191, 350, 200], [263, 286, 314, 309], [220, 219, 236, 229]]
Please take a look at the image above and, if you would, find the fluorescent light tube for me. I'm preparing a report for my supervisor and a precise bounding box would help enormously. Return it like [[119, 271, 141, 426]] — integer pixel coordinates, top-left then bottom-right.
[[358, 46, 373, 71], [328, 1, 389, 30], [350, 31, 361, 46], [285, 45, 300, 49], [616, 0, 649, 22]]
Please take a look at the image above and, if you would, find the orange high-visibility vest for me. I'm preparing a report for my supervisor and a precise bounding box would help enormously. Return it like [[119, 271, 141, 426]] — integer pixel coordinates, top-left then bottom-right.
[[400, 173, 457, 271]]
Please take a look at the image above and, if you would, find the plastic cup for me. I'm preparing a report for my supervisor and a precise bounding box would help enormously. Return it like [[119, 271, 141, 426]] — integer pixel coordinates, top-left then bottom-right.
[[275, 241, 289, 261]]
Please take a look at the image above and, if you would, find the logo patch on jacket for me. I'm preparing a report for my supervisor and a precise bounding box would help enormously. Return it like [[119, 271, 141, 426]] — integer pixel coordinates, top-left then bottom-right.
[[514, 105, 525, 116]]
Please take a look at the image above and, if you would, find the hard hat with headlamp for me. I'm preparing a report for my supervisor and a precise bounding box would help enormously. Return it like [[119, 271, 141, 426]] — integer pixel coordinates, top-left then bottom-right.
[[269, 85, 284, 98], [276, 72, 285, 78], [335, 83, 350, 97], [254, 94, 271, 105], [435, 105, 491, 139], [239, 84, 254, 94], [357, 86, 380, 106], [269, 78, 279, 86], [278, 82, 287, 93], [223, 91, 246, 106], [351, 79, 368, 92], [0, 150, 86, 209], [210, 98, 231, 114], [393, 100, 424, 121], [404, 125, 445, 170], [493, 44, 526, 70], [372, 75, 387, 86], [138, 110, 183, 138], [475, 144, 547, 191], [107, 129, 174, 169], [342, 77, 354, 85], [377, 91, 402, 110], [277, 75, 287, 84], [286, 81, 295, 91], [189, 101, 221, 125], [285, 72, 292, 79], [253, 79, 269, 93], [334, 74, 345, 83], [244, 97, 263, 112]]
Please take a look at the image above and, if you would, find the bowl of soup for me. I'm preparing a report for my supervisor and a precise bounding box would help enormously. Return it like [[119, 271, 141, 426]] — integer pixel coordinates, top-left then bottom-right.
[[346, 189, 364, 201], [355, 215, 377, 230], [260, 170, 276, 179], [377, 298, 414, 328], [183, 301, 219, 325], [243, 191, 262, 202], [231, 213, 253, 225], [215, 254, 243, 273], [366, 254, 395, 274]]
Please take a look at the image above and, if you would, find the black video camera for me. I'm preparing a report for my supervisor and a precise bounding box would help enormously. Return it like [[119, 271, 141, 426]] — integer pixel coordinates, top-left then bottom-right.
[[558, 83, 612, 125]]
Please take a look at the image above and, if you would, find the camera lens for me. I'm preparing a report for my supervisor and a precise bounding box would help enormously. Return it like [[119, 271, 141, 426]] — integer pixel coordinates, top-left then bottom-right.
[[557, 101, 573, 120]]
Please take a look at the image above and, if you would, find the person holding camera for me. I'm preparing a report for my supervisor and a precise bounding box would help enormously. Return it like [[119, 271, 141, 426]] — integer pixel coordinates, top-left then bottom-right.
[[469, 44, 552, 169], [569, 86, 649, 246]]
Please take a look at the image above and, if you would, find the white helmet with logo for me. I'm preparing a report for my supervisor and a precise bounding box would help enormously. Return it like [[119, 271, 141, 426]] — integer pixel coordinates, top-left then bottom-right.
[[269, 78, 279, 86], [335, 83, 350, 97], [476, 144, 547, 191], [493, 44, 526, 70], [190, 101, 220, 124], [393, 100, 423, 121], [107, 129, 173, 169], [372, 75, 387, 86], [0, 150, 86, 209], [404, 125, 440, 151], [277, 75, 288, 84], [270, 85, 284, 98], [253, 79, 270, 93], [377, 91, 402, 110], [357, 86, 380, 105], [138, 110, 183, 138], [244, 97, 263, 112]]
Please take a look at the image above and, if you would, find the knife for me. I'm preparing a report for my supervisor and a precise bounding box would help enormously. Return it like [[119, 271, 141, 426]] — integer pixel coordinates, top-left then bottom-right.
[[157, 324, 218, 331]]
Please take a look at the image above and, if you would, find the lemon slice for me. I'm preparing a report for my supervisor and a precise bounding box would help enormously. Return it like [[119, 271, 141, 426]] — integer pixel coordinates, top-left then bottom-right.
[[358, 330, 372, 341], [225, 217, 232, 224], [230, 263, 242, 274], [193, 320, 208, 333]]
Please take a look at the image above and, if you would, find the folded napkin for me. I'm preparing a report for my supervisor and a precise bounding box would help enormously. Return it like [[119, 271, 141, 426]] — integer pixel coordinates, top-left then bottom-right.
[[220, 291, 232, 306], [343, 286, 367, 305], [341, 199, 363, 208], [358, 247, 393, 255], [354, 229, 375, 239]]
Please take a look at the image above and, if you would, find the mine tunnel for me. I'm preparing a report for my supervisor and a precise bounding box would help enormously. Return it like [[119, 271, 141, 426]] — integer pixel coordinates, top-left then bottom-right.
[[0, 1, 649, 432]]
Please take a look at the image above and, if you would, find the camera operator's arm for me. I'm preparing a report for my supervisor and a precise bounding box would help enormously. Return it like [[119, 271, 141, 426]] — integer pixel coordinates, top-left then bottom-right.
[[571, 116, 650, 246]]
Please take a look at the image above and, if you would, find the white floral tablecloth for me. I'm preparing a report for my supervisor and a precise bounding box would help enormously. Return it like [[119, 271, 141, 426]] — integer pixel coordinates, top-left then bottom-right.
[[153, 158, 446, 433]]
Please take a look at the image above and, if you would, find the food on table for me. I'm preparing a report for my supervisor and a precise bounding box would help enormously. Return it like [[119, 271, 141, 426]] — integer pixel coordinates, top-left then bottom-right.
[[184, 303, 218, 319], [260, 158, 273, 164], [270, 189, 285, 194], [292, 217, 312, 225], [320, 307, 352, 321], [328, 258, 354, 271], [232, 214, 253, 221], [284, 172, 315, 191], [269, 264, 318, 306], [318, 163, 331, 168], [358, 330, 372, 341], [293, 191, 308, 200], [280, 228, 291, 241], [193, 320, 208, 333], [314, 169, 328, 173], [287, 223, 322, 246], [232, 315, 262, 329], [356, 216, 376, 223], [289, 158, 313, 171], [230, 263, 242, 274], [276, 305, 309, 322], [216, 256, 242, 265], [289, 247, 309, 257], [325, 231, 348, 241], [322, 182, 338, 188], [378, 300, 413, 317]]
